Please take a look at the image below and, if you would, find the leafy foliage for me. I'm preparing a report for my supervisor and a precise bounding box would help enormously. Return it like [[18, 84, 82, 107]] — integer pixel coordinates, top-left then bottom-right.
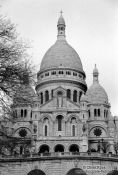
[[0, 16, 35, 117]]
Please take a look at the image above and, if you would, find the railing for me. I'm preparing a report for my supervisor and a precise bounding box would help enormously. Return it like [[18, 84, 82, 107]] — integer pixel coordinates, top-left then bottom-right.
[[0, 152, 118, 160]]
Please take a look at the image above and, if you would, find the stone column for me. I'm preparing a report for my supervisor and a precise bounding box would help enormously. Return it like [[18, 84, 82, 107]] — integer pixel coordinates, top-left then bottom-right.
[[109, 140, 115, 154], [71, 90, 73, 101]]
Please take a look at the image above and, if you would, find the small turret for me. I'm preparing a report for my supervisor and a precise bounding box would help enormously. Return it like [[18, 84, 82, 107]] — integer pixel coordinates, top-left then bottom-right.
[[93, 64, 99, 83], [57, 11, 66, 40]]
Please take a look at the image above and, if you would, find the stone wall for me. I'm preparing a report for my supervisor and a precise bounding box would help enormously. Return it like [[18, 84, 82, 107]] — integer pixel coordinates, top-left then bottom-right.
[[0, 155, 118, 175]]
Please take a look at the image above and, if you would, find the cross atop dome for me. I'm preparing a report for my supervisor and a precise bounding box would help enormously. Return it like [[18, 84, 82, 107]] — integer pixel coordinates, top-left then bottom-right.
[[93, 64, 99, 83], [57, 11, 66, 40]]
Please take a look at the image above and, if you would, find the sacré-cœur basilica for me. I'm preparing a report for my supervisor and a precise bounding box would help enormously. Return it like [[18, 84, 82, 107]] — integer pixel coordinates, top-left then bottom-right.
[[0, 13, 118, 175]]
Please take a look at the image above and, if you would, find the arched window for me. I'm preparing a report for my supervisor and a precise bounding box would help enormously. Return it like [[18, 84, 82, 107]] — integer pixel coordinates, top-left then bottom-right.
[[106, 110, 108, 117], [72, 125, 75, 136], [39, 145, 49, 154], [79, 91, 82, 101], [67, 89, 71, 99], [24, 109, 27, 117], [98, 109, 100, 116], [30, 111, 32, 118], [104, 110, 106, 117], [51, 71, 56, 75], [73, 72, 77, 76], [104, 110, 108, 118], [21, 109, 23, 117], [73, 90, 77, 102], [94, 109, 97, 116], [45, 72, 49, 76], [57, 115, 63, 131], [44, 125, 48, 136], [54, 144, 64, 152], [40, 92, 43, 104], [45, 90, 49, 102], [66, 71, 71, 75], [69, 144, 79, 153], [88, 110, 90, 118], [51, 90, 53, 98], [59, 71, 63, 74]]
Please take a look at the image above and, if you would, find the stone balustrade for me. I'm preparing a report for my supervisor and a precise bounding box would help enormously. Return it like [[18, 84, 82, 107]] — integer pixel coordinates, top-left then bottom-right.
[[0, 152, 118, 161]]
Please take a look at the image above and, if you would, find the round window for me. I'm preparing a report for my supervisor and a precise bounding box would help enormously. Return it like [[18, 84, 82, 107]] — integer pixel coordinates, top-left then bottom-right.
[[94, 128, 102, 137], [19, 129, 27, 137]]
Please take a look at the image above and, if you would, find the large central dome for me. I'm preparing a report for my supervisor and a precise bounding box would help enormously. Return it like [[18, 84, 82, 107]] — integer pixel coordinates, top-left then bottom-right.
[[40, 39, 83, 71], [40, 13, 83, 72]]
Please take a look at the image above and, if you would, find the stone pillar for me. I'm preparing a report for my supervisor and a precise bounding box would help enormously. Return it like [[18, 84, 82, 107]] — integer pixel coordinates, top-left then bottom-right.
[[77, 91, 79, 103], [49, 90, 52, 100], [80, 134, 88, 152], [71, 90, 73, 101], [109, 140, 115, 154]]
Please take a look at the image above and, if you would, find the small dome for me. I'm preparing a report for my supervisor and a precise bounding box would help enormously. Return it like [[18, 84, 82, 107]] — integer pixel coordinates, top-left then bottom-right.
[[86, 83, 109, 104], [85, 65, 109, 104], [40, 39, 83, 71], [13, 85, 35, 106], [57, 15, 65, 26], [57, 11, 65, 26]]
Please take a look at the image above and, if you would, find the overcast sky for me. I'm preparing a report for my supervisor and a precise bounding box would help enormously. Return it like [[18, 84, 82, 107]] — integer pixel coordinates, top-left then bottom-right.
[[0, 0, 118, 116]]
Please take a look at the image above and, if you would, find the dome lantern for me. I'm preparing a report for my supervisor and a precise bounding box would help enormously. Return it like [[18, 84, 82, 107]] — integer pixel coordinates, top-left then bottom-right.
[[57, 11, 66, 40], [93, 64, 99, 84]]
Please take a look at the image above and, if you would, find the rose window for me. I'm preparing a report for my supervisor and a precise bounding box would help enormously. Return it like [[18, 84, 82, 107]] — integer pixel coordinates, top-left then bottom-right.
[[94, 128, 102, 136], [19, 129, 27, 137]]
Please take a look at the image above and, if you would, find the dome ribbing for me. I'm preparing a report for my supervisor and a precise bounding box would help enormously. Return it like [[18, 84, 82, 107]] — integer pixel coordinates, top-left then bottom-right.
[[40, 39, 83, 71], [40, 13, 83, 72], [85, 65, 109, 104]]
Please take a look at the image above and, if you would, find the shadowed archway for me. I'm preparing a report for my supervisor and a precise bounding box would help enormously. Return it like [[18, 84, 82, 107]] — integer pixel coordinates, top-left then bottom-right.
[[67, 168, 87, 175], [69, 144, 79, 153], [28, 169, 46, 175], [54, 144, 64, 152], [39, 144, 49, 154], [107, 170, 118, 175]]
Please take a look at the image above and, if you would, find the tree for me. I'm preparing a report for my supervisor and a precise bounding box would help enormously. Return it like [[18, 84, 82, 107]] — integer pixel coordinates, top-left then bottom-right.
[[0, 16, 35, 117]]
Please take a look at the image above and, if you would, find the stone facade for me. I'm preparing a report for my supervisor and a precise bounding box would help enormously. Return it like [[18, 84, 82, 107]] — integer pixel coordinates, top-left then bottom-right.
[[0, 13, 118, 175]]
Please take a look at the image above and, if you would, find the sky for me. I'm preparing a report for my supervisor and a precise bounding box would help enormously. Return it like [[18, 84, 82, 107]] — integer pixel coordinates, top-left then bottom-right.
[[0, 0, 118, 116]]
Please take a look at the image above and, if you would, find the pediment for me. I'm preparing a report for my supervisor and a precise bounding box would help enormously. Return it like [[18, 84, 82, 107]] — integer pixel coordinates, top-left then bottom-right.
[[40, 97, 80, 110], [40, 99, 55, 110], [66, 99, 80, 109]]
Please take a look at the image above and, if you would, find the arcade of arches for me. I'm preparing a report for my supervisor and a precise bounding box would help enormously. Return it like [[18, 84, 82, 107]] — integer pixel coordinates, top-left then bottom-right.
[[28, 168, 87, 175], [38, 144, 79, 153], [27, 168, 118, 175]]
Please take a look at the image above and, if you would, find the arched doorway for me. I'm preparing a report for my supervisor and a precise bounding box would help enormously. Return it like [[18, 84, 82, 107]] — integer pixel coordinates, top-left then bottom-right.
[[54, 144, 64, 152], [107, 170, 118, 175], [39, 144, 49, 154], [69, 144, 79, 153], [28, 169, 46, 175], [67, 168, 87, 175], [56, 115, 63, 131]]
